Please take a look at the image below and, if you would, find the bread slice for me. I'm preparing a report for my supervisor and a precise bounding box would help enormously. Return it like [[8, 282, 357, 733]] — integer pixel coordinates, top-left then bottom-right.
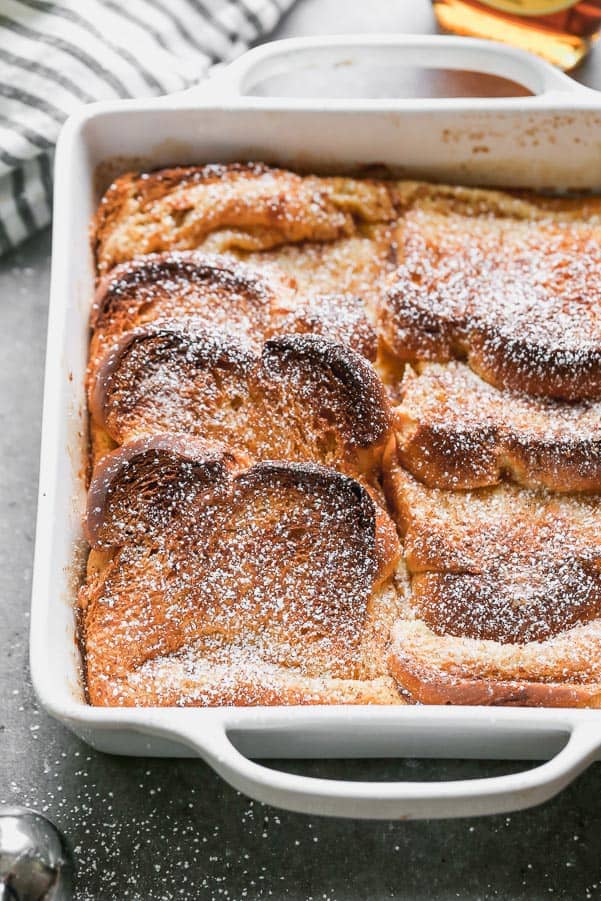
[[93, 163, 398, 274], [242, 224, 399, 317], [90, 251, 294, 368], [395, 361, 601, 492], [378, 188, 601, 401], [90, 328, 393, 482], [81, 435, 403, 707], [90, 251, 377, 371], [275, 292, 378, 362], [386, 460, 601, 641], [385, 460, 601, 705], [392, 180, 601, 221], [389, 619, 601, 707]]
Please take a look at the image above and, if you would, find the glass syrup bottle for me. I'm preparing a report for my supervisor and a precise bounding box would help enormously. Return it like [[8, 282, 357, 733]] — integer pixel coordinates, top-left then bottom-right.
[[432, 0, 601, 69]]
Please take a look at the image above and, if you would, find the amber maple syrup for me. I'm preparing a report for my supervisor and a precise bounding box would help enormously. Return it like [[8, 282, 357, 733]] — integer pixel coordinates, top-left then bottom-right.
[[432, 0, 601, 69]]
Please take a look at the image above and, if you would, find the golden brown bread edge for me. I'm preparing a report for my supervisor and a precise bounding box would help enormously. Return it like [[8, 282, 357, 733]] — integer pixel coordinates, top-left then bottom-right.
[[87, 250, 380, 470], [394, 361, 601, 492], [389, 621, 601, 708], [377, 198, 601, 402], [384, 456, 601, 706], [81, 435, 403, 707], [86, 167, 601, 707], [93, 166, 601, 278], [90, 250, 378, 368], [89, 326, 394, 483], [378, 182, 601, 494], [91, 251, 295, 354], [385, 458, 601, 641], [93, 163, 399, 274]]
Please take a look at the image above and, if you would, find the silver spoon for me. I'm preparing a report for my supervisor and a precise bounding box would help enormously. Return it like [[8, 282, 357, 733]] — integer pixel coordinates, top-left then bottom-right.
[[0, 807, 71, 900]]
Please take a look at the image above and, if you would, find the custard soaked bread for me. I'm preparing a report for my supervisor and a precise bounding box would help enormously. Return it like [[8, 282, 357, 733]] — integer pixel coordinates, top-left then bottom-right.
[[387, 463, 601, 644], [84, 166, 601, 709], [81, 436, 403, 707], [381, 185, 601, 705], [378, 187, 601, 402], [395, 361, 601, 492], [91, 251, 378, 371], [93, 163, 398, 273], [385, 460, 601, 706], [90, 329, 393, 482], [88, 251, 380, 469], [389, 620, 601, 708]]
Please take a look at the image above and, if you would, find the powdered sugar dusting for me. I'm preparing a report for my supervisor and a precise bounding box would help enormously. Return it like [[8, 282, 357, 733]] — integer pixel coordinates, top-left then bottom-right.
[[90, 252, 295, 364], [395, 360, 601, 491], [381, 209, 601, 400], [92, 326, 390, 477], [95, 163, 397, 273], [242, 224, 399, 317], [88, 168, 601, 707], [82, 445, 401, 706], [393, 464, 601, 648]]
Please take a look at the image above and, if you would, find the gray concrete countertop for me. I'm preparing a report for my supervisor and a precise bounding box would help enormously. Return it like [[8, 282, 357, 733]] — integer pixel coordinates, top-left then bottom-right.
[[2, 2, 601, 899]]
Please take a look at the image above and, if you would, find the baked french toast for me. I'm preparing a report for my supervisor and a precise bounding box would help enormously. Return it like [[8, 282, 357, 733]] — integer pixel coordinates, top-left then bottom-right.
[[91, 251, 377, 370], [88, 250, 380, 468], [395, 361, 601, 492], [93, 163, 398, 273], [89, 327, 393, 481], [83, 166, 601, 709], [385, 460, 601, 705], [242, 227, 399, 315], [386, 461, 601, 642], [81, 436, 403, 707], [378, 190, 601, 401], [388, 620, 601, 707]]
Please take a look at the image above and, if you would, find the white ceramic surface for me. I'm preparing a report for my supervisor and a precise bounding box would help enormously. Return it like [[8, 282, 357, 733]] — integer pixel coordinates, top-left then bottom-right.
[[30, 35, 601, 820]]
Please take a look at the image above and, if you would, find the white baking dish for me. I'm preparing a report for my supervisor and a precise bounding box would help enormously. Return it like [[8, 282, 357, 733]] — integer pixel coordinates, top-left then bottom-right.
[[30, 34, 601, 820]]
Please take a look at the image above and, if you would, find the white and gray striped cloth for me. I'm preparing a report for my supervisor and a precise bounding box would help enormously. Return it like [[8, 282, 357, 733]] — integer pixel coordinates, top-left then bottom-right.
[[0, 0, 294, 253]]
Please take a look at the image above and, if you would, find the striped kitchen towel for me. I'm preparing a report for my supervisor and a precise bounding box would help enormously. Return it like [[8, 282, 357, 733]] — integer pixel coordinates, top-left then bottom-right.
[[0, 0, 294, 254]]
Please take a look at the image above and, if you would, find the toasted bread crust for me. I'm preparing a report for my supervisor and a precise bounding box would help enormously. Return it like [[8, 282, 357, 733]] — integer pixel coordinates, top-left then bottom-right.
[[389, 621, 601, 707], [81, 438, 402, 707], [395, 362, 601, 491], [385, 460, 601, 641], [90, 251, 377, 376], [276, 293, 378, 362], [91, 251, 292, 332], [385, 461, 601, 705], [85, 171, 601, 709], [261, 334, 392, 451], [85, 434, 245, 548], [89, 325, 254, 440], [378, 204, 601, 401], [90, 252, 295, 370], [90, 327, 393, 480], [93, 163, 398, 273]]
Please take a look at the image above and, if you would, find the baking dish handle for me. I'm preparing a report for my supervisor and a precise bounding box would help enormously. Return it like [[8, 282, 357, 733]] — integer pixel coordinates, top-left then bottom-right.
[[173, 719, 600, 820], [185, 34, 593, 103]]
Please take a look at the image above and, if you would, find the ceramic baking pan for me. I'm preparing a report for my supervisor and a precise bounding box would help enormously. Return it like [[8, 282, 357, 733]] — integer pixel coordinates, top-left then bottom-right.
[[30, 35, 601, 819]]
